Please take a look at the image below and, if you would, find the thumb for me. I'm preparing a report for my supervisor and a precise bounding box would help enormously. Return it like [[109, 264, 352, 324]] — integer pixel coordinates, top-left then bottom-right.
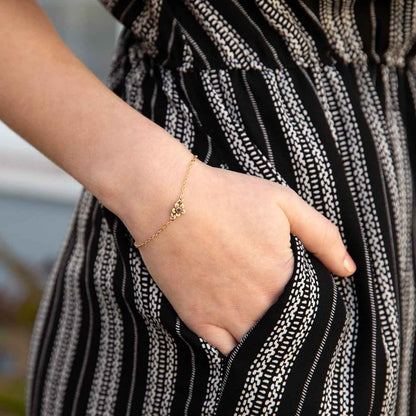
[[276, 186, 357, 277]]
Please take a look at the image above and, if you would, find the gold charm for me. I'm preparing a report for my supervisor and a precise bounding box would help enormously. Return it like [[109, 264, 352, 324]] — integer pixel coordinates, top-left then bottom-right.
[[170, 198, 186, 220], [134, 154, 197, 249]]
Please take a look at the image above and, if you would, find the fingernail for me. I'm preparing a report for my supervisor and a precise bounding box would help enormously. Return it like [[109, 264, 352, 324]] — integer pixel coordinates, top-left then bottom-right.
[[343, 253, 356, 274]]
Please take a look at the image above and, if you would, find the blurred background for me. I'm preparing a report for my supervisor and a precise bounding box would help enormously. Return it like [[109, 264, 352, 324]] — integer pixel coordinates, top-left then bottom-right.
[[0, 1, 122, 414]]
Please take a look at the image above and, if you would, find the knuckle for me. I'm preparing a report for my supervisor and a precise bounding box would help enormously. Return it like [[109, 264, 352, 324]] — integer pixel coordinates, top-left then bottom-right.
[[277, 185, 298, 206], [321, 221, 340, 245], [275, 183, 295, 197], [284, 185, 298, 199]]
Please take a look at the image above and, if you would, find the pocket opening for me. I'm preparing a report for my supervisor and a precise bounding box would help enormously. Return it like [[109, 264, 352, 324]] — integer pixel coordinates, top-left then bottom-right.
[[194, 232, 301, 360]]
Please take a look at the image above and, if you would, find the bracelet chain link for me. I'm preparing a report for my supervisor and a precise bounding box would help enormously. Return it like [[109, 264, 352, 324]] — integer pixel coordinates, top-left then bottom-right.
[[134, 154, 198, 249]]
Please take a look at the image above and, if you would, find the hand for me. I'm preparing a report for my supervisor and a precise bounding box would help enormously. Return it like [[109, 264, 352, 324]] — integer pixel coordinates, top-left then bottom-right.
[[116, 158, 356, 357]]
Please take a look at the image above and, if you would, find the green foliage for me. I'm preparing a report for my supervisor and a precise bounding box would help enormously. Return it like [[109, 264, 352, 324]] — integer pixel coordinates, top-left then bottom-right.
[[0, 379, 26, 415], [0, 238, 44, 415]]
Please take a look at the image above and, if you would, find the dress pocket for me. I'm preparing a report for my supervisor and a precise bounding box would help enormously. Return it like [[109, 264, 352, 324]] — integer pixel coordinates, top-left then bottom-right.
[[179, 232, 302, 361], [102, 197, 325, 374], [117, 204, 302, 359]]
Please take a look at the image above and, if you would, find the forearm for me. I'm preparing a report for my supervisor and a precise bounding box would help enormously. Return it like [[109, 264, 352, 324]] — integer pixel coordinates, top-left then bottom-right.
[[0, 0, 194, 238]]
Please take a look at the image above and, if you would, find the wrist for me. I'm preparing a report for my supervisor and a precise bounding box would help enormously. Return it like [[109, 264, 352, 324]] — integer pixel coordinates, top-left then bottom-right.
[[97, 130, 206, 244]]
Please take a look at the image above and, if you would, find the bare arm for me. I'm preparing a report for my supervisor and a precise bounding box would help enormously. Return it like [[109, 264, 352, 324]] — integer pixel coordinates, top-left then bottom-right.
[[0, 0, 193, 242]]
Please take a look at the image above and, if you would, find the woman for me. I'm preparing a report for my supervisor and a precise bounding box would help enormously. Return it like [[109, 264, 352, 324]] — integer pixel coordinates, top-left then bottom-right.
[[1, 0, 414, 415]]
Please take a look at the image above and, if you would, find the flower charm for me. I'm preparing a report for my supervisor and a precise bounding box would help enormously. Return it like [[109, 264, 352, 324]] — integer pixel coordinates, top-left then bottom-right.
[[170, 198, 186, 220]]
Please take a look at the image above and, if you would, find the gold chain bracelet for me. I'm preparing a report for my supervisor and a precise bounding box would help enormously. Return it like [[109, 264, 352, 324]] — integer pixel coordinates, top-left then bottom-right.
[[134, 154, 198, 249]]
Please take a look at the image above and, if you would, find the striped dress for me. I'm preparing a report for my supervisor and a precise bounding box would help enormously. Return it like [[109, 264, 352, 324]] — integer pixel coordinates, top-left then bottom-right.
[[25, 1, 416, 415]]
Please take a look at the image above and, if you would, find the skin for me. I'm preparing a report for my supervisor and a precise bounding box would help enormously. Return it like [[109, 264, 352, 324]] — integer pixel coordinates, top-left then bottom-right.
[[0, 0, 357, 356]]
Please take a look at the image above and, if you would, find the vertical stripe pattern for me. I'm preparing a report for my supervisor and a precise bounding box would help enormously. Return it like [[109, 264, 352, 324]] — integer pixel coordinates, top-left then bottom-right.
[[26, 1, 416, 415]]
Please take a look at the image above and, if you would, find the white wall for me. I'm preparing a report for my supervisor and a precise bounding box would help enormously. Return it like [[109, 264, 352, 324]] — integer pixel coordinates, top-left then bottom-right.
[[0, 126, 82, 203]]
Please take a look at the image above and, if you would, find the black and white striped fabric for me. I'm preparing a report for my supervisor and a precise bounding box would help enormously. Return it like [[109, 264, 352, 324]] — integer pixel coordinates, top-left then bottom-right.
[[26, 1, 416, 415]]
